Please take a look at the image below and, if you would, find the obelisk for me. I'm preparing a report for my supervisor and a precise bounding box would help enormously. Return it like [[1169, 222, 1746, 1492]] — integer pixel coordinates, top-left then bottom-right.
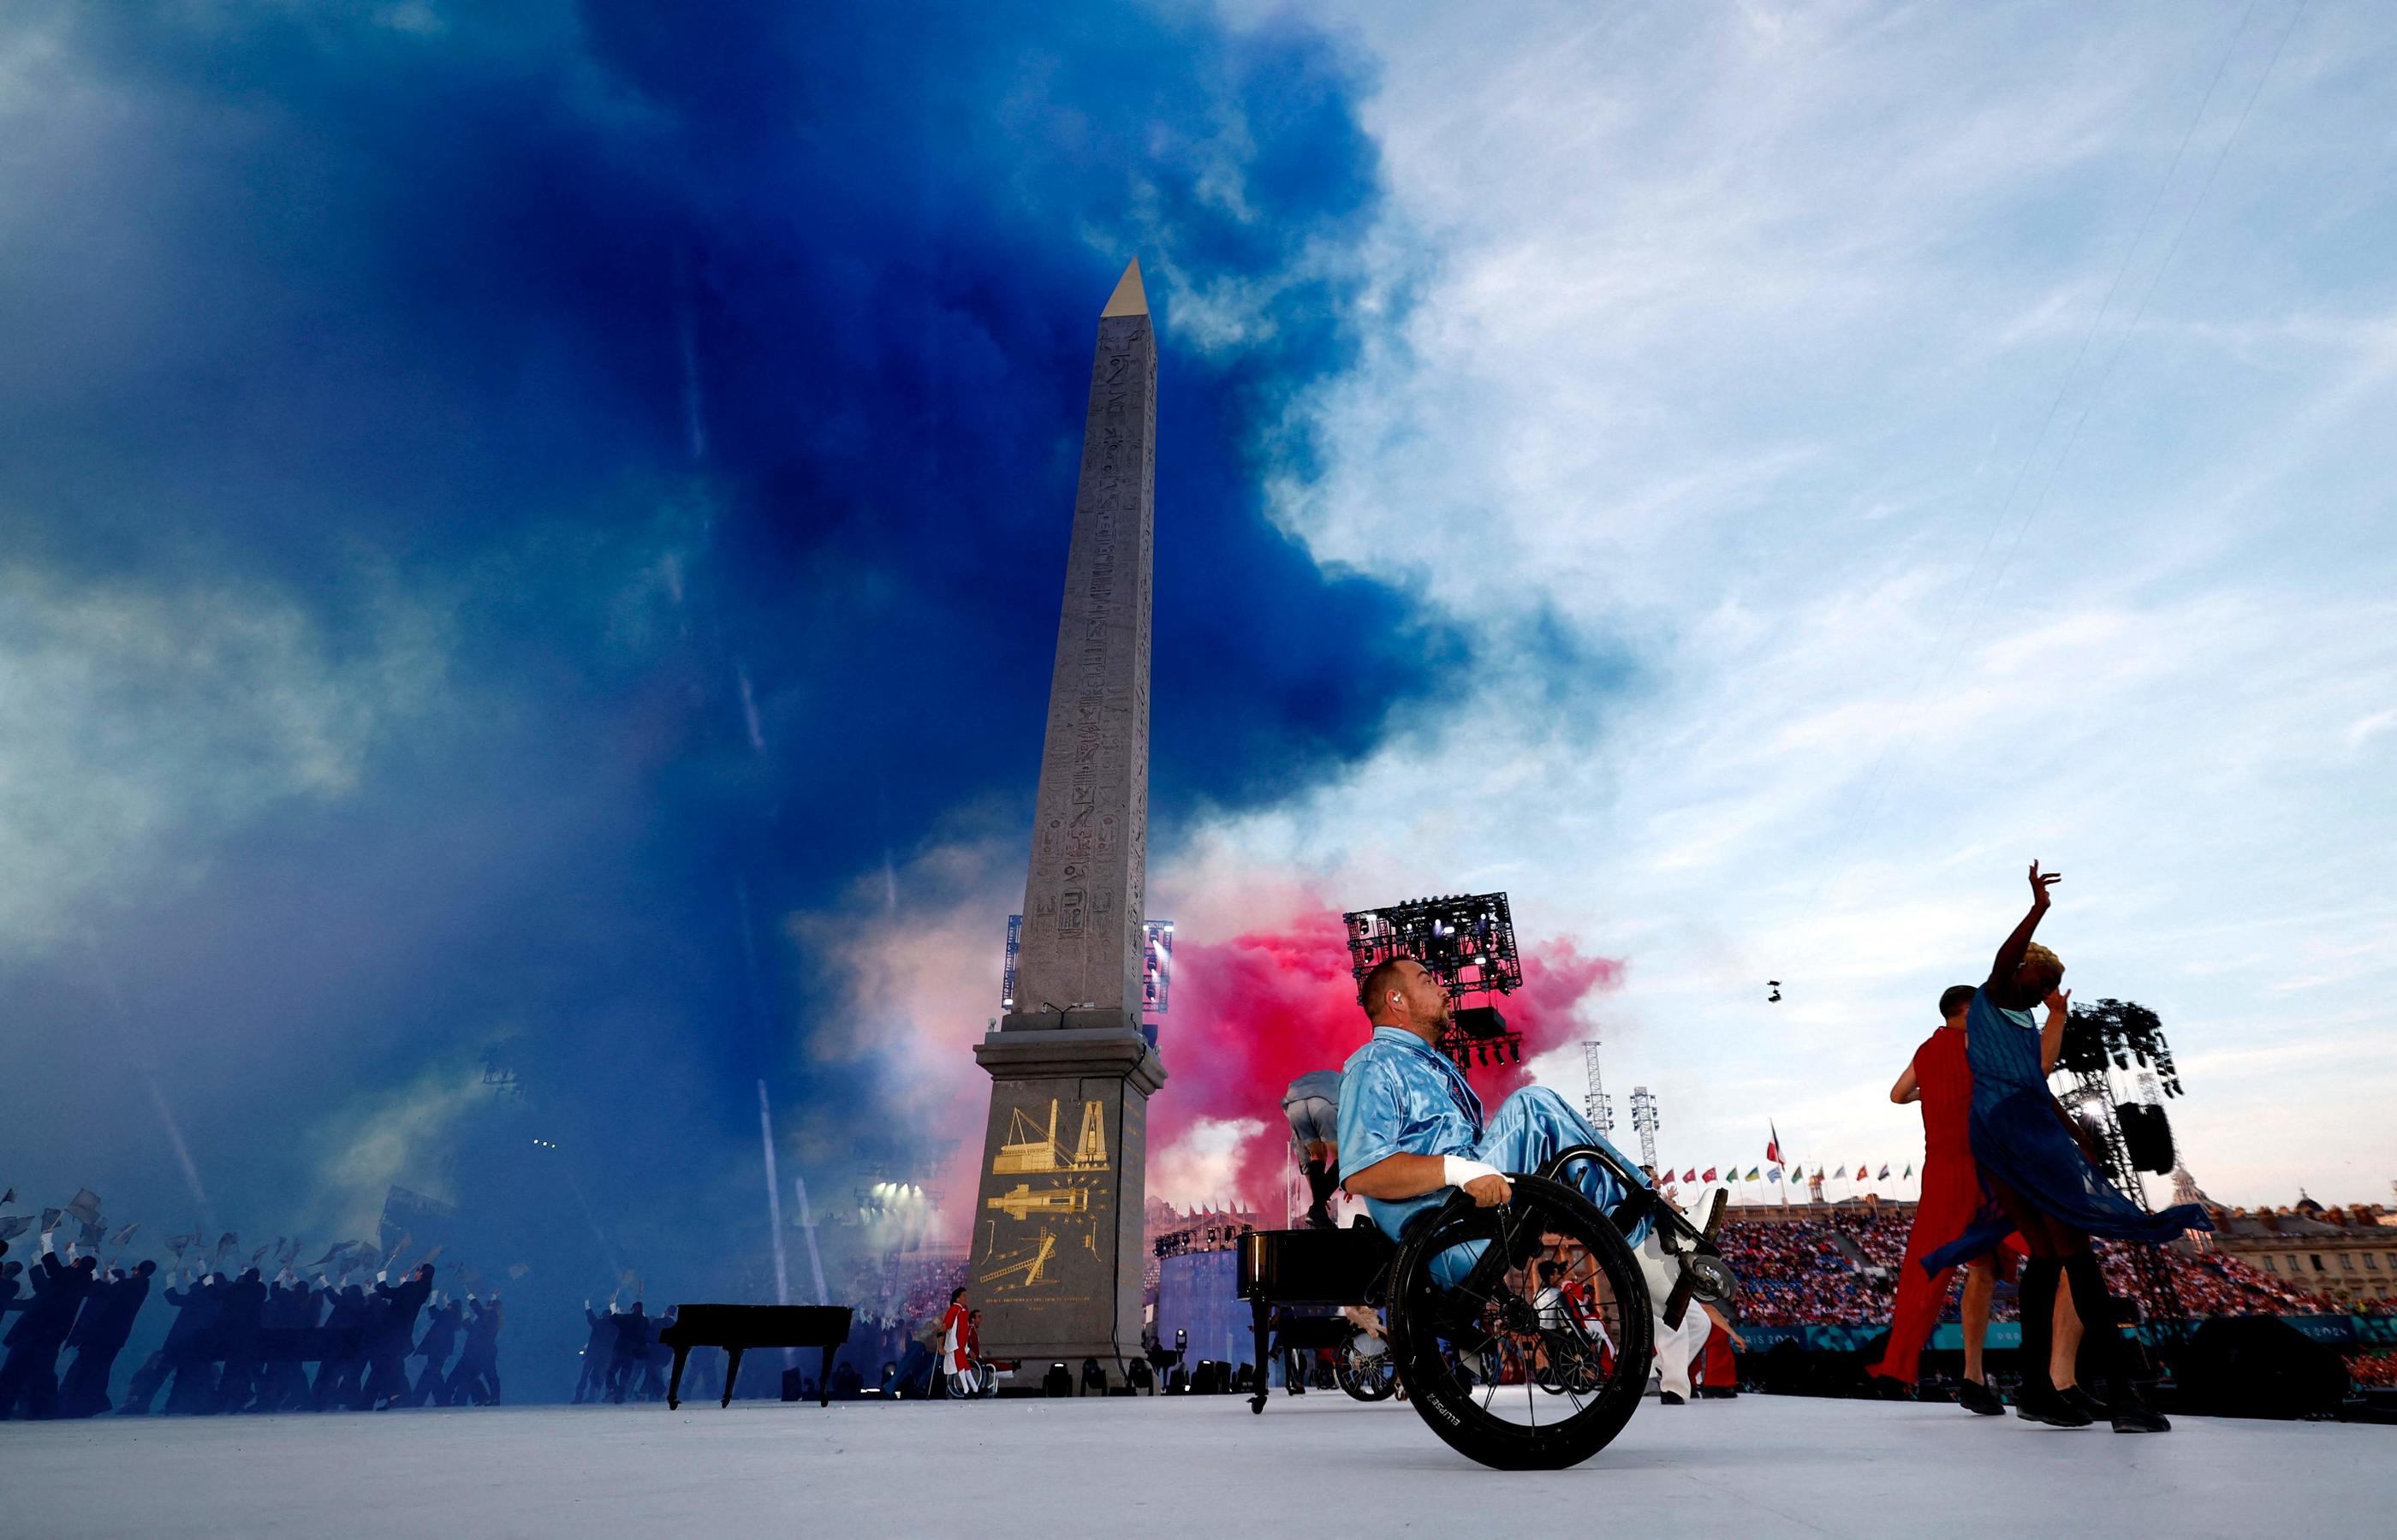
[[967, 259, 1166, 1381]]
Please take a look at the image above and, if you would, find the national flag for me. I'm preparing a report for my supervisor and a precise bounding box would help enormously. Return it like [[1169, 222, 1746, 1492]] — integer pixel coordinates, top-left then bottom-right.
[[1855, 1164, 1869, 1180], [1701, 1168, 1718, 1182], [65, 1189, 104, 1227], [1812, 1166, 1825, 1180], [1768, 1166, 1781, 1182], [1745, 1167, 1761, 1181], [1902, 1162, 1913, 1180], [1877, 1164, 1891, 1181], [1766, 1123, 1782, 1166], [1682, 1168, 1698, 1184]]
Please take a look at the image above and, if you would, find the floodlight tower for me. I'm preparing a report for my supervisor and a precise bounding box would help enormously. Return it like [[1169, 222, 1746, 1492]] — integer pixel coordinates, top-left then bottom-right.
[[1629, 1086, 1660, 1174], [1580, 1040, 1615, 1136]]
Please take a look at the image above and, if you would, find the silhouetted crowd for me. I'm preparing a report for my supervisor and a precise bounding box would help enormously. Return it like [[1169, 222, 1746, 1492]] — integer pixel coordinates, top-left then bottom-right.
[[572, 1299, 693, 1404], [1, 1231, 503, 1421]]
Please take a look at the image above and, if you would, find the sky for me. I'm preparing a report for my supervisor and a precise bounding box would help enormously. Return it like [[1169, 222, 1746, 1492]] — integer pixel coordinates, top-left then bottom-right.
[[3, 0, 2392, 1373]]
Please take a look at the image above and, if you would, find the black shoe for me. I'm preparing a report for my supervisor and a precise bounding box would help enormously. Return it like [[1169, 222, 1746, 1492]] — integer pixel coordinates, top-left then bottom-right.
[[2059, 1385, 2109, 1422], [1956, 1379, 2005, 1416], [2110, 1400, 2170, 1434], [2014, 1386, 2093, 1428], [1659, 1391, 1685, 1406]]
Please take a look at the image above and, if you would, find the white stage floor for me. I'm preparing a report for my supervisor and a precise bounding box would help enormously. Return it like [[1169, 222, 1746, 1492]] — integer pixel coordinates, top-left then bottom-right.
[[3, 1391, 2388, 1538]]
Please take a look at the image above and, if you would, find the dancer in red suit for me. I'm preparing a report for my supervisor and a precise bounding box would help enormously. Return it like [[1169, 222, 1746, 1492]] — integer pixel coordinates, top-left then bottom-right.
[[937, 1287, 971, 1377], [1867, 984, 2077, 1410]]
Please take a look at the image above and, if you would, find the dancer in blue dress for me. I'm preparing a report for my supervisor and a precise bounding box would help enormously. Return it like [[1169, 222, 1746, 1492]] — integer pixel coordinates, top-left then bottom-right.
[[1927, 863, 2209, 1432]]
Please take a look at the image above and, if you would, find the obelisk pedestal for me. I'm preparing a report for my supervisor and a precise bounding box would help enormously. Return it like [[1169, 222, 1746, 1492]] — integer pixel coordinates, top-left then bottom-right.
[[967, 260, 1165, 1380]]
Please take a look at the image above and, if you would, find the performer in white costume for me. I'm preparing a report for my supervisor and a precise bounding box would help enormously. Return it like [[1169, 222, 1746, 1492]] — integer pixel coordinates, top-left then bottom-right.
[[1639, 1180, 1724, 1404]]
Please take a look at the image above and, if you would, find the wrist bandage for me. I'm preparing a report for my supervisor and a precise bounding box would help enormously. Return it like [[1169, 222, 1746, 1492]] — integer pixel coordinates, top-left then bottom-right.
[[1442, 1156, 1504, 1191]]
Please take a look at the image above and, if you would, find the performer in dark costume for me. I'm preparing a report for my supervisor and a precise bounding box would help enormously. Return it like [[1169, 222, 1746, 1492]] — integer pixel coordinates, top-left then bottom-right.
[[1868, 985, 2085, 1410], [58, 1259, 154, 1418], [363, 1264, 434, 1408], [1926, 864, 2210, 1432], [449, 1292, 503, 1406], [210, 1267, 269, 1412], [409, 1293, 465, 1406], [251, 1271, 321, 1412], [0, 1236, 98, 1418]]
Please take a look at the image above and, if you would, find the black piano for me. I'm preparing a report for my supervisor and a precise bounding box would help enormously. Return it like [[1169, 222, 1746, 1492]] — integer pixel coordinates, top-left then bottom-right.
[[1234, 1225, 1395, 1412], [658, 1304, 854, 1410]]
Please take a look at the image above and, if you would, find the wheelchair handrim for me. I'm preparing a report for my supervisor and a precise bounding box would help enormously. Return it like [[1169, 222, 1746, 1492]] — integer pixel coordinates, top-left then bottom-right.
[[1387, 1174, 1653, 1470]]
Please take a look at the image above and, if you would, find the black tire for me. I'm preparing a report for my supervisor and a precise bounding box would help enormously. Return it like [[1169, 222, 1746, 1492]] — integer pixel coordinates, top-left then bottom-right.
[[1335, 1335, 1398, 1401], [1387, 1174, 1653, 1471]]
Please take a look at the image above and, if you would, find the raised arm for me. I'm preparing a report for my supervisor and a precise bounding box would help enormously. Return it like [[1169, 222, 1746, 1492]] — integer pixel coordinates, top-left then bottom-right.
[[2038, 989, 2072, 1074], [1989, 862, 2062, 989]]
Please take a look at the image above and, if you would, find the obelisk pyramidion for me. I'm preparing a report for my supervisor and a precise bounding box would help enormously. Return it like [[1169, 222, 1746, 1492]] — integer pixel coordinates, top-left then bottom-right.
[[967, 259, 1166, 1380]]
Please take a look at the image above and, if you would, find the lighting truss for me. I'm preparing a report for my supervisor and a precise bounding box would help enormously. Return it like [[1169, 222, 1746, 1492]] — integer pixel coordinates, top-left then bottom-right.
[[1581, 1039, 1614, 1135], [1143, 919, 1174, 1014], [1629, 1086, 1660, 1173], [1344, 890, 1526, 1073]]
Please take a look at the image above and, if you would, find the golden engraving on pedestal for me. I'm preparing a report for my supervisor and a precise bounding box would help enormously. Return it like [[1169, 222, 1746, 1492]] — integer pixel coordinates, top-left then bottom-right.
[[990, 1098, 1109, 1174]]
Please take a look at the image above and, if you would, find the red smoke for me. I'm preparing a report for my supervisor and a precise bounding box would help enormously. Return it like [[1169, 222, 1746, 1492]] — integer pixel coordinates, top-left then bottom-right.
[[1150, 907, 1627, 1210]]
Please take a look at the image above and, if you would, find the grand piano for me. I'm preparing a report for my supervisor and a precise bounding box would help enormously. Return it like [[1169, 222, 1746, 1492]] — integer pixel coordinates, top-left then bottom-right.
[[1234, 1223, 1395, 1412], [657, 1304, 854, 1410]]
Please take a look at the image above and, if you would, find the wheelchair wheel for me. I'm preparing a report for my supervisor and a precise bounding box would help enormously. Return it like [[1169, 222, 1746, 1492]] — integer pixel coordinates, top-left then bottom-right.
[[1387, 1174, 1652, 1471], [1335, 1335, 1398, 1401]]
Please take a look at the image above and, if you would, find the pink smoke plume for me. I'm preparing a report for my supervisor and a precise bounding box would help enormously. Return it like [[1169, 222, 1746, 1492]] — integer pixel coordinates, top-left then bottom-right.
[[1150, 907, 1626, 1210]]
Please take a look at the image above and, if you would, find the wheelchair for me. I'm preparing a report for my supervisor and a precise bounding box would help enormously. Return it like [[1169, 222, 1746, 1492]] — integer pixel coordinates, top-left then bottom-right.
[[1237, 1143, 1734, 1471]]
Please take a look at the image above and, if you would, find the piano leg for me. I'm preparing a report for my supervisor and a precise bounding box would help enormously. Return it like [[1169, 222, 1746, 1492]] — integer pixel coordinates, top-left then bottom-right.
[[667, 1346, 690, 1412], [818, 1343, 836, 1407], [722, 1347, 744, 1409], [1248, 1298, 1271, 1414]]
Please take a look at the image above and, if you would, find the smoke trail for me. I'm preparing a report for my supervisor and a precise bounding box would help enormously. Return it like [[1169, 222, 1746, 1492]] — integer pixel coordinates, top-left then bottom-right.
[[757, 1080, 793, 1311], [672, 245, 710, 464], [793, 1175, 830, 1306], [736, 665, 766, 755], [84, 936, 216, 1232]]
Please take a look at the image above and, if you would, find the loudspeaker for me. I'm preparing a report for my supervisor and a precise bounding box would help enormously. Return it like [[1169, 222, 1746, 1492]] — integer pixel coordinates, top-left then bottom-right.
[[1190, 1359, 1224, 1395], [1043, 1362, 1073, 1397], [2180, 1317, 2346, 1420], [2116, 1103, 2175, 1174]]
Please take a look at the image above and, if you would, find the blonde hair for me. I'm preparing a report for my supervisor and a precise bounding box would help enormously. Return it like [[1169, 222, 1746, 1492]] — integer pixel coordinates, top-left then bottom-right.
[[2020, 942, 2064, 989]]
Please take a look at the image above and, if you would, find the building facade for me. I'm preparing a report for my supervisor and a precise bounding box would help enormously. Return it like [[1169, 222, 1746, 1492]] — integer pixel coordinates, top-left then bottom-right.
[[2207, 1197, 2397, 1307]]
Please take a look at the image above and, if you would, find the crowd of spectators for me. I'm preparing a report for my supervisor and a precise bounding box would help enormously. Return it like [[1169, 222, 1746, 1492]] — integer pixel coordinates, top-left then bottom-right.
[[1713, 1211, 2366, 1329]]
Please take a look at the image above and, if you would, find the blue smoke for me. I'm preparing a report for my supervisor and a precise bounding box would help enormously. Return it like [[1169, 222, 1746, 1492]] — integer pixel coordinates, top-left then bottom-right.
[[0, 0, 1462, 1383]]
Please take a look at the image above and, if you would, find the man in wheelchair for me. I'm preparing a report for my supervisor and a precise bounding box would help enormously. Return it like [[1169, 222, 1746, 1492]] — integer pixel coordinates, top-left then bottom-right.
[[1242, 954, 1729, 1469], [1337, 956, 1656, 1257]]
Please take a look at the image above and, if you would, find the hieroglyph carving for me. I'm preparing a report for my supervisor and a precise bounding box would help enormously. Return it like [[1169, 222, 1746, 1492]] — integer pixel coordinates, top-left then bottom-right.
[[1014, 312, 1155, 1017]]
